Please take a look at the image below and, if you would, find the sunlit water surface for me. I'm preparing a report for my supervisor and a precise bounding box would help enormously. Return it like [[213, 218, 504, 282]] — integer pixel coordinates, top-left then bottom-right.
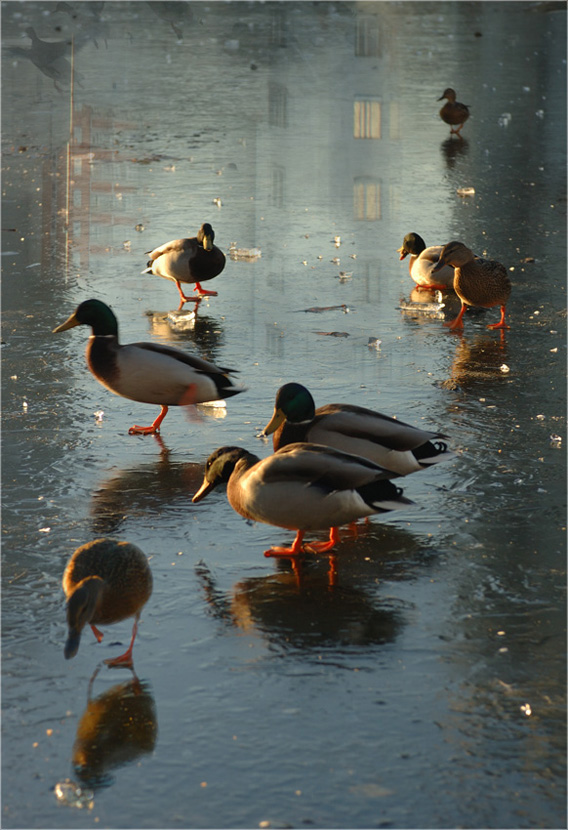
[[2, 2, 566, 828]]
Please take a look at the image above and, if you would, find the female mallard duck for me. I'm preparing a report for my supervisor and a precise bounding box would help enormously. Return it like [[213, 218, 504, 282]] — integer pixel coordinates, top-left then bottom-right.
[[142, 223, 226, 305], [53, 299, 243, 435], [397, 232, 455, 289], [192, 443, 413, 557], [438, 88, 470, 136], [63, 538, 153, 666], [432, 241, 511, 330], [263, 383, 454, 477]]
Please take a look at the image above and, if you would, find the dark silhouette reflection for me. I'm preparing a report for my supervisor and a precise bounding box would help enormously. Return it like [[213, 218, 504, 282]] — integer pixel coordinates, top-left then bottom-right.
[[441, 332, 510, 391], [147, 2, 194, 41], [195, 524, 427, 652], [440, 135, 470, 167], [72, 668, 157, 789], [91, 450, 203, 535], [7, 29, 84, 92], [54, 2, 109, 49], [145, 306, 226, 364]]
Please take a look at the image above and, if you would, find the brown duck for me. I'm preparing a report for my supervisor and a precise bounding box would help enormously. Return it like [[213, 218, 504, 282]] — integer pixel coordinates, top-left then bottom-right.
[[142, 222, 226, 306], [433, 241, 511, 330], [438, 88, 470, 136], [63, 538, 153, 667]]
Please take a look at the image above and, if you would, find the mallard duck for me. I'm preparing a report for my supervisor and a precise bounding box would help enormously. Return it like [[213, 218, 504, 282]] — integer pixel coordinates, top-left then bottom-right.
[[142, 223, 226, 305], [438, 88, 470, 136], [63, 538, 153, 666], [263, 383, 454, 477], [192, 443, 413, 557], [397, 232, 455, 289], [53, 299, 243, 435], [432, 241, 511, 330]]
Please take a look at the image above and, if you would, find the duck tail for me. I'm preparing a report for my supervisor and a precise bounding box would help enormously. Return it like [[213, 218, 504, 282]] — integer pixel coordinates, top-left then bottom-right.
[[413, 440, 455, 468], [357, 479, 414, 514]]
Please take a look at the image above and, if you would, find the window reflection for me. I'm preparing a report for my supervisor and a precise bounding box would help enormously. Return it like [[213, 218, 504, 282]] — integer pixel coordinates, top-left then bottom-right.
[[354, 99, 381, 139], [354, 176, 381, 221], [271, 165, 285, 209], [268, 81, 288, 128], [355, 15, 381, 57]]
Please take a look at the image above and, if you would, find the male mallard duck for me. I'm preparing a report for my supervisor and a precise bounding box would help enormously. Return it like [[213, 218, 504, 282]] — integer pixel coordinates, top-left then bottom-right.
[[397, 232, 455, 289], [53, 299, 243, 435], [142, 223, 226, 305], [432, 241, 511, 330], [438, 88, 470, 136], [263, 383, 454, 477], [192, 443, 413, 557], [63, 538, 153, 666]]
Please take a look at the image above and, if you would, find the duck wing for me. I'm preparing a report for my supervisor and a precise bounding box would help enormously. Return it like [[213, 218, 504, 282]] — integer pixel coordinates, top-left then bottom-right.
[[145, 238, 194, 260], [312, 404, 445, 451], [107, 341, 241, 405]]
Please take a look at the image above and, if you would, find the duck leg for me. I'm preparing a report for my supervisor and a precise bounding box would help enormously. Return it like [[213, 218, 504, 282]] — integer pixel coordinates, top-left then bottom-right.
[[90, 624, 104, 643], [175, 280, 217, 303], [193, 281, 218, 297], [129, 405, 169, 435], [264, 530, 306, 558], [487, 305, 510, 330], [105, 616, 139, 668], [304, 526, 341, 554], [444, 303, 467, 330]]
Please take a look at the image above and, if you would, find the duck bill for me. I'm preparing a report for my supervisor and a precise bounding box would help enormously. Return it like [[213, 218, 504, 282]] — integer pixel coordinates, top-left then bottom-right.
[[64, 628, 81, 659], [262, 408, 286, 436], [202, 233, 213, 252], [192, 478, 216, 503], [397, 246, 408, 261], [53, 312, 80, 333], [431, 259, 445, 273]]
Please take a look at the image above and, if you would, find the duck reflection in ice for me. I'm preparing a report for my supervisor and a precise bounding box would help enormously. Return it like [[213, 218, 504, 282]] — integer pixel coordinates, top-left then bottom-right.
[[146, 305, 226, 366], [147, 2, 194, 42], [195, 522, 422, 650], [91, 453, 204, 535], [8, 27, 84, 92], [72, 668, 157, 789], [444, 332, 510, 391], [54, 2, 109, 49], [399, 286, 462, 325], [195, 566, 402, 651], [440, 135, 469, 168]]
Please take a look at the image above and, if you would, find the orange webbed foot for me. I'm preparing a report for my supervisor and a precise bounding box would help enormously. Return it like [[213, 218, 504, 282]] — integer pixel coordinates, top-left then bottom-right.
[[104, 651, 134, 669], [194, 284, 218, 297], [128, 405, 168, 435]]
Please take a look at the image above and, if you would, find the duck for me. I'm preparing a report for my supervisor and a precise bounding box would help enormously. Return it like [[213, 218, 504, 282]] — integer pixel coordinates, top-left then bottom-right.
[[397, 232, 455, 289], [432, 241, 511, 330], [438, 88, 470, 136], [53, 299, 244, 435], [192, 443, 413, 557], [142, 223, 226, 306], [62, 538, 153, 667], [263, 383, 454, 477]]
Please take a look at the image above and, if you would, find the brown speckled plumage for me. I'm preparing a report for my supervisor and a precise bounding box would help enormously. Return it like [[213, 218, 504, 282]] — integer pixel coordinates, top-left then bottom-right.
[[438, 88, 470, 135], [63, 538, 152, 664], [434, 241, 511, 330]]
